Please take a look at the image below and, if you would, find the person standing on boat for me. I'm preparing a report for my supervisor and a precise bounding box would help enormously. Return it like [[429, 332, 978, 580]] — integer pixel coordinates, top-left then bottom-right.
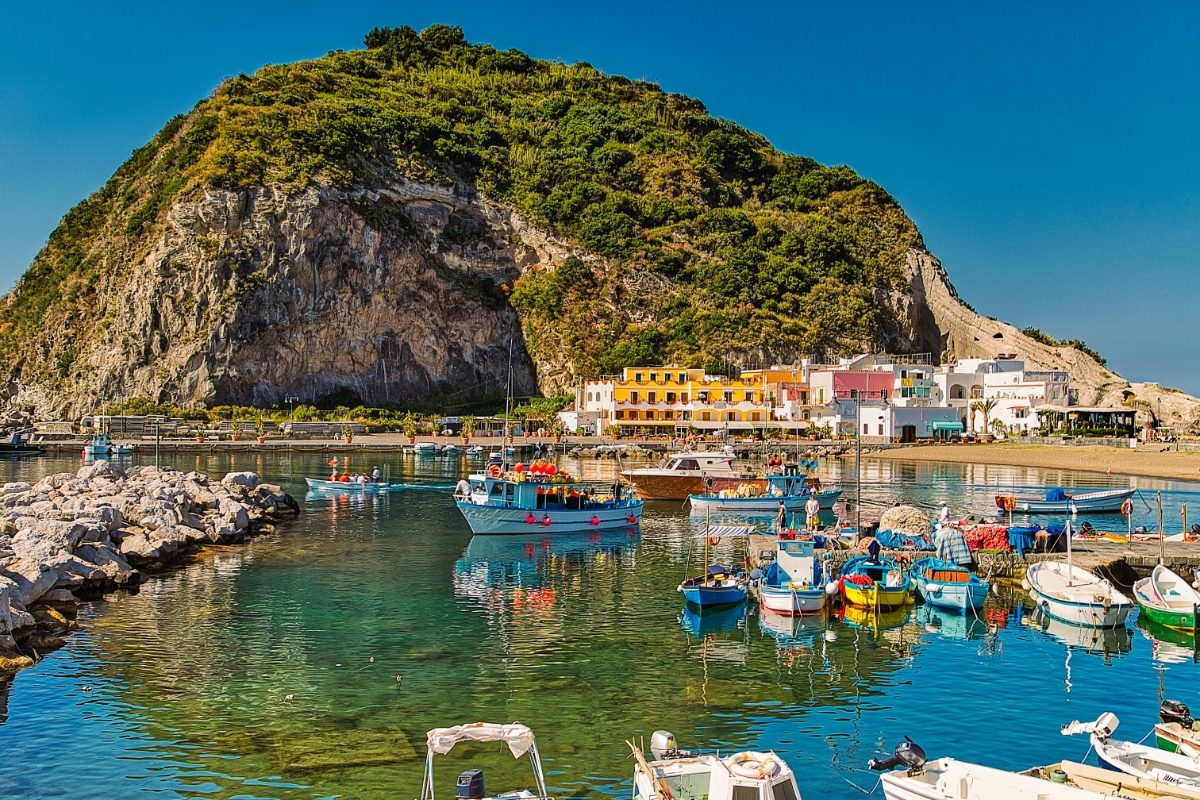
[[776, 501, 787, 533], [371, 466, 381, 482], [329, 468, 339, 481], [937, 501, 952, 528], [804, 495, 821, 531], [454, 478, 471, 499]]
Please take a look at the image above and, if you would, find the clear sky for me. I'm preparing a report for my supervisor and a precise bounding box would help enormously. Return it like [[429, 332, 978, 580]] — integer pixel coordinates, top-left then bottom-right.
[[1, 2, 1197, 391]]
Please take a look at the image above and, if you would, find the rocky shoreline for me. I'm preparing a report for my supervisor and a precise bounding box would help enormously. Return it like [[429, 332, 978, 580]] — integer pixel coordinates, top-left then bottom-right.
[[0, 461, 298, 677]]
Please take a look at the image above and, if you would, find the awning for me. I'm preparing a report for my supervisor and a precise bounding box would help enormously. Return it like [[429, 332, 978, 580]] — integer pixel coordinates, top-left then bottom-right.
[[930, 421, 965, 431], [426, 722, 535, 758]]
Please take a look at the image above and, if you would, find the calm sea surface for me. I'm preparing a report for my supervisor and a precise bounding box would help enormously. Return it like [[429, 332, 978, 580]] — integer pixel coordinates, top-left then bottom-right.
[[1, 450, 1199, 799]]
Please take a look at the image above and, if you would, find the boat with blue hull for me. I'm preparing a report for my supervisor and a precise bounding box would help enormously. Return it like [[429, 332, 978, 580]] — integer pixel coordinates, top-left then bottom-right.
[[912, 557, 990, 612], [688, 473, 843, 515], [456, 468, 642, 535], [757, 535, 828, 615], [677, 524, 751, 609]]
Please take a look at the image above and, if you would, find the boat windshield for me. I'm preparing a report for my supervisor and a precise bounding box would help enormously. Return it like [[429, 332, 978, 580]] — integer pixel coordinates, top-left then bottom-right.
[[674, 459, 700, 471], [658, 772, 710, 800], [769, 778, 799, 800], [732, 786, 762, 800]]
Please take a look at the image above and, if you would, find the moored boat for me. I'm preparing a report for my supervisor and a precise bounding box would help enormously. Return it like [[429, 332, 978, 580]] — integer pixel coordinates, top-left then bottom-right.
[[83, 433, 132, 457], [911, 557, 989, 612], [1062, 712, 1200, 796], [420, 722, 552, 800], [621, 450, 752, 500], [304, 477, 389, 492], [1023, 519, 1132, 628], [679, 563, 749, 609], [455, 464, 643, 535], [995, 487, 1136, 514], [688, 475, 843, 515], [757, 535, 828, 615], [413, 441, 439, 455], [839, 554, 913, 610], [1155, 700, 1200, 757], [631, 731, 804, 800], [1134, 565, 1200, 632]]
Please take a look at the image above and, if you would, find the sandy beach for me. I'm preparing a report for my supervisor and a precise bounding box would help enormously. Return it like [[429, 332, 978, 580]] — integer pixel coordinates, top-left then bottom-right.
[[866, 442, 1200, 483]]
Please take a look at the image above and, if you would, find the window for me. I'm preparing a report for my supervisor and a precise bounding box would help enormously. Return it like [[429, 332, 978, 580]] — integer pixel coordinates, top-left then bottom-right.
[[771, 781, 799, 800], [724, 391, 734, 402], [676, 459, 700, 470], [818, 389, 825, 403], [634, 372, 643, 383], [878, 424, 884, 435], [666, 392, 675, 403], [650, 372, 658, 382], [970, 385, 983, 399], [950, 385, 965, 400], [678, 372, 686, 382], [648, 391, 657, 403], [744, 391, 754, 402], [630, 391, 639, 404], [863, 423, 869, 434], [681, 393, 689, 403], [732, 786, 761, 800]]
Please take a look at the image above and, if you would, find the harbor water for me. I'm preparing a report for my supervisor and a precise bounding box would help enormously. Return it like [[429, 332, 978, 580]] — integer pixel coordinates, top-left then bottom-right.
[[1, 450, 1199, 799]]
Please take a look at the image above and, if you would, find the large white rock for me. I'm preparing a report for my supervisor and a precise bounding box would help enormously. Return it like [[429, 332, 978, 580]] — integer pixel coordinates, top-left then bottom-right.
[[76, 460, 126, 482], [221, 472, 260, 493], [879, 505, 933, 536]]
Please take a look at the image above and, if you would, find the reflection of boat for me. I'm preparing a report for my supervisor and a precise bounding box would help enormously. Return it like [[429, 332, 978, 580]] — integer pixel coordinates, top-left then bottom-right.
[[840, 555, 913, 610], [1024, 521, 1131, 628], [841, 604, 909, 633], [1135, 614, 1198, 663], [1134, 565, 1200, 632], [1062, 713, 1200, 796], [1023, 608, 1132, 656], [456, 468, 643, 535], [420, 722, 551, 800], [758, 536, 827, 615], [759, 607, 826, 646], [915, 604, 988, 640], [679, 603, 745, 637], [912, 557, 989, 612], [621, 450, 749, 500], [631, 732, 805, 800], [996, 486, 1136, 514]]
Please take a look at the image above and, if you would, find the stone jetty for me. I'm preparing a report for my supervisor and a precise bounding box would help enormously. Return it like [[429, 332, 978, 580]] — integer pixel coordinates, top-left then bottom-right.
[[0, 462, 298, 677]]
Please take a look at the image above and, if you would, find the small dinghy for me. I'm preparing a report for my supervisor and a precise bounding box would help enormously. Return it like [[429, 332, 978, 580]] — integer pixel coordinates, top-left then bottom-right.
[[1156, 699, 1200, 757], [630, 731, 804, 800], [1062, 712, 1200, 797], [420, 722, 552, 800], [1134, 565, 1200, 632], [1023, 520, 1131, 628], [911, 557, 989, 612], [839, 554, 913, 610]]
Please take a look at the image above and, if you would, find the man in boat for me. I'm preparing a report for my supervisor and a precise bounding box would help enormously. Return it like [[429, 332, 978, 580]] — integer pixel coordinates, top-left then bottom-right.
[[935, 523, 975, 570], [804, 495, 821, 532], [776, 501, 786, 533], [371, 466, 381, 482]]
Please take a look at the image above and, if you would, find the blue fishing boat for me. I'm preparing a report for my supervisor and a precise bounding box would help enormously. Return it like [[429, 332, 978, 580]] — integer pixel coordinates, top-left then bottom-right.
[[911, 557, 990, 612], [677, 524, 751, 609], [455, 464, 643, 535], [757, 535, 828, 615], [839, 554, 913, 610]]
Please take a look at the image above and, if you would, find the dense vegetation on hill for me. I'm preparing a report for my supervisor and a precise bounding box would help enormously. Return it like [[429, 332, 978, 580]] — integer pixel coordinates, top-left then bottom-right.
[[1, 24, 921, 380]]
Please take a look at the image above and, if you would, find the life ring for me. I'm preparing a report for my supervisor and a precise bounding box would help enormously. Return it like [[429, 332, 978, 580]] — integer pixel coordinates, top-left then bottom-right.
[[1002, 496, 1016, 512], [708, 535, 721, 546], [486, 464, 503, 479], [1120, 499, 1134, 516], [727, 752, 782, 780]]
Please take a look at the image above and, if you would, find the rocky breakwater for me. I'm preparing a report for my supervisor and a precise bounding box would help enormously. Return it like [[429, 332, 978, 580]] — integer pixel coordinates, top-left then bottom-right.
[[0, 461, 298, 677]]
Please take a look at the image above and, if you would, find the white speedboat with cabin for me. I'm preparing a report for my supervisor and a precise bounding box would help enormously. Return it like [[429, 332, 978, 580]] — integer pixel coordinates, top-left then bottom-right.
[[868, 738, 1124, 800], [83, 432, 133, 457], [622, 449, 753, 500], [1022, 520, 1131, 628], [456, 463, 643, 535], [631, 731, 804, 800], [1061, 712, 1200, 797], [420, 722, 551, 800]]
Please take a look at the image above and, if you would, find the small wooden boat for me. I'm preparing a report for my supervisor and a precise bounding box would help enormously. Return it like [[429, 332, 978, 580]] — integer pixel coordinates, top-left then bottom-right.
[[413, 442, 439, 455], [839, 554, 913, 610], [1062, 713, 1200, 797], [305, 477, 389, 492], [421, 722, 552, 800], [631, 732, 804, 800], [679, 564, 749, 609], [1023, 519, 1132, 628], [1155, 700, 1200, 757], [1134, 565, 1200, 632], [911, 557, 989, 612], [1026, 760, 1200, 800], [995, 486, 1136, 514], [757, 535, 827, 615]]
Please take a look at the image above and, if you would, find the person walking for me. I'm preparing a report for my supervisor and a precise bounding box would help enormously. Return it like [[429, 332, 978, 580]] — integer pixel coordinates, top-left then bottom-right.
[[805, 495, 821, 532]]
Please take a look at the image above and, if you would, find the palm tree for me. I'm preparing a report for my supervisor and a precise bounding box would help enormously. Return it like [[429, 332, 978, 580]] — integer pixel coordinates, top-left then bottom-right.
[[968, 399, 999, 433]]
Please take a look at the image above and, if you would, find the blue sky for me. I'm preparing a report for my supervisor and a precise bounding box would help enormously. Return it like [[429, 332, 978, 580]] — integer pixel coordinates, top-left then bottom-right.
[[1, 2, 1197, 392]]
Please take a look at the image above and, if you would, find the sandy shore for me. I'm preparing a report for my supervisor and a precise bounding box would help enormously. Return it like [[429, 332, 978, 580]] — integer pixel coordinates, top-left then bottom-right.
[[866, 442, 1200, 483]]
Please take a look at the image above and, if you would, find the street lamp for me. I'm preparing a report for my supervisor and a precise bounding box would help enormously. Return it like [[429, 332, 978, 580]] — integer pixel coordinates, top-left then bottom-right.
[[286, 396, 300, 421]]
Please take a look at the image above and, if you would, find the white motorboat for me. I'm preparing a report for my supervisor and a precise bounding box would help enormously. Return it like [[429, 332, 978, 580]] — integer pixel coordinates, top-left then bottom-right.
[[622, 449, 752, 500], [1061, 712, 1200, 797], [413, 442, 439, 455], [420, 722, 551, 800], [442, 444, 462, 455], [869, 739, 1123, 800], [1023, 520, 1131, 628], [631, 731, 804, 800], [757, 535, 827, 615]]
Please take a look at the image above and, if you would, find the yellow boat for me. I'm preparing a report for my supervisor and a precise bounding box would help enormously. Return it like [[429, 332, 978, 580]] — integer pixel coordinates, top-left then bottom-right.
[[839, 555, 914, 610]]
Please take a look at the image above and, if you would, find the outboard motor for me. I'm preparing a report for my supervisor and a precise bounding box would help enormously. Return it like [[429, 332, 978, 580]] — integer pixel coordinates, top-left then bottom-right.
[[1160, 700, 1194, 729], [456, 769, 485, 799], [649, 731, 692, 760], [868, 737, 927, 775]]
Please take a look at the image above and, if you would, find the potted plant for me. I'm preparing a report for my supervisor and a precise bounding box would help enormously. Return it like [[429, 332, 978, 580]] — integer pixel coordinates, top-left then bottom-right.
[[256, 416, 266, 445], [460, 415, 474, 444], [402, 418, 417, 445], [342, 423, 354, 445], [549, 418, 564, 443]]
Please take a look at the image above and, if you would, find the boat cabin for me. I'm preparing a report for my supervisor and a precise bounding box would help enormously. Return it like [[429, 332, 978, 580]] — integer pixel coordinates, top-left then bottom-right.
[[660, 453, 737, 473], [467, 476, 626, 510], [773, 539, 819, 586]]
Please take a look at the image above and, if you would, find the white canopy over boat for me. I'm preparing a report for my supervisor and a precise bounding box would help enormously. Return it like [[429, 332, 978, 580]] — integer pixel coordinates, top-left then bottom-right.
[[421, 722, 549, 800]]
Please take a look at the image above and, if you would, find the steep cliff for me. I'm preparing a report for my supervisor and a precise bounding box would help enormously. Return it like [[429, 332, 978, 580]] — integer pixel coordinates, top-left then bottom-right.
[[1, 24, 1195, 430]]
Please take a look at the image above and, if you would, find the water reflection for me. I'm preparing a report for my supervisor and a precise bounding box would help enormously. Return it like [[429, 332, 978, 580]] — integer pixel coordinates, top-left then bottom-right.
[[1136, 616, 1199, 664]]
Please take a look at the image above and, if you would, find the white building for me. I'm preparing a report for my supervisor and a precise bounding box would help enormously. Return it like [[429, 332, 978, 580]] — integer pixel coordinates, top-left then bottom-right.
[[932, 357, 1070, 435]]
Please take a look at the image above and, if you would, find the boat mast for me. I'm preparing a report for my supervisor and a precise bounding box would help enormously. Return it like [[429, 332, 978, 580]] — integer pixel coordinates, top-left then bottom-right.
[[503, 337, 514, 468], [1066, 517, 1073, 586]]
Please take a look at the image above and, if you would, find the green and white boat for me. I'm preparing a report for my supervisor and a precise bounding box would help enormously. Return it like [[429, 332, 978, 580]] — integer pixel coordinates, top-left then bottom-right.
[[1133, 565, 1200, 632]]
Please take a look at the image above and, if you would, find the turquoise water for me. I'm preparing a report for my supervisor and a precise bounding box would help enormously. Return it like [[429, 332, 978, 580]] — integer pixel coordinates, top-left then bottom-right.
[[1, 451, 1199, 799]]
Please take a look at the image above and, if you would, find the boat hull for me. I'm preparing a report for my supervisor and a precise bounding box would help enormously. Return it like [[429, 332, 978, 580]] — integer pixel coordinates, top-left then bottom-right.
[[305, 478, 387, 492], [456, 501, 643, 535], [688, 489, 842, 514], [1025, 562, 1132, 628], [679, 582, 747, 609], [758, 585, 827, 615], [841, 582, 912, 610], [623, 473, 744, 500], [997, 488, 1136, 514], [1156, 722, 1200, 756], [912, 560, 989, 612]]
